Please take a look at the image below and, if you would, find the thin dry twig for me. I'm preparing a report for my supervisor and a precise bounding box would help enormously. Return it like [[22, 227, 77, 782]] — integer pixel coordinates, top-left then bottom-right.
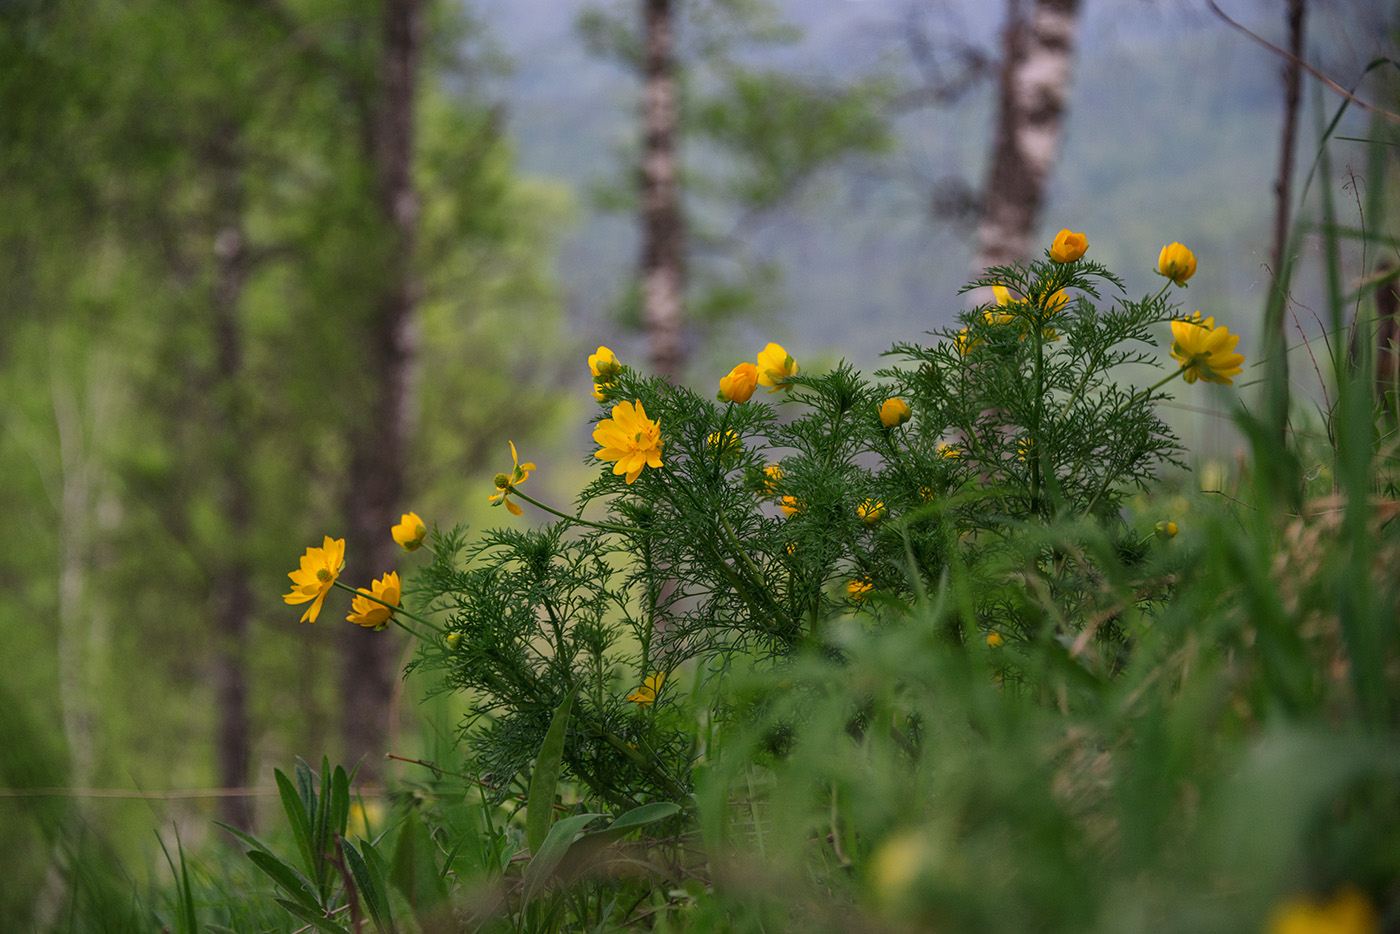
[[1205, 0, 1400, 125]]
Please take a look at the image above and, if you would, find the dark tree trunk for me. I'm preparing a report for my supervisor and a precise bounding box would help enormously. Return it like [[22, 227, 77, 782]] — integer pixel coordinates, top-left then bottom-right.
[[1265, 0, 1306, 439], [640, 0, 685, 377], [969, 0, 1083, 294], [208, 122, 255, 831], [340, 0, 421, 784]]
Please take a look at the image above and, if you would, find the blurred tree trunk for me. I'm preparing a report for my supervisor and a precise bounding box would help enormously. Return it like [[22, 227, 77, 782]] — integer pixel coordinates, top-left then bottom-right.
[[207, 121, 255, 831], [640, 0, 685, 377], [1265, 0, 1306, 441], [340, 0, 421, 784], [969, 0, 1083, 288]]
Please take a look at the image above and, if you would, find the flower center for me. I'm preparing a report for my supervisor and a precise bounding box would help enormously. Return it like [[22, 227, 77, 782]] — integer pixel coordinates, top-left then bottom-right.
[[494, 473, 511, 490], [316, 568, 333, 583]]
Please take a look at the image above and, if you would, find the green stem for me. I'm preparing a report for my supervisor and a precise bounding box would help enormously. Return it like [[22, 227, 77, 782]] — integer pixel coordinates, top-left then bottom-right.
[[509, 489, 640, 536]]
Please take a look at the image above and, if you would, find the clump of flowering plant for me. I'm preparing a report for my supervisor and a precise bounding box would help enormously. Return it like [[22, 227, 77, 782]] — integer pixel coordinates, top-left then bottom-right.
[[399, 232, 1239, 807]]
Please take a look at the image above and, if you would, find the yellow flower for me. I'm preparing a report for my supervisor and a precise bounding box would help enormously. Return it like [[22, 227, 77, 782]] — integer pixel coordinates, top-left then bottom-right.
[[1048, 228, 1088, 263], [593, 399, 664, 484], [1156, 242, 1197, 285], [762, 463, 783, 497], [858, 499, 886, 525], [718, 362, 759, 403], [1016, 437, 1035, 463], [937, 443, 961, 459], [847, 576, 874, 601], [588, 345, 622, 381], [347, 571, 401, 630], [955, 328, 980, 355], [1267, 887, 1377, 934], [985, 284, 1018, 325], [347, 799, 384, 841], [756, 342, 799, 392], [627, 672, 665, 706], [986, 631, 1004, 647], [1155, 520, 1179, 539], [488, 441, 536, 516], [283, 536, 346, 624], [391, 512, 427, 551], [708, 429, 741, 455], [879, 397, 911, 427], [1170, 316, 1245, 385], [780, 495, 804, 517]]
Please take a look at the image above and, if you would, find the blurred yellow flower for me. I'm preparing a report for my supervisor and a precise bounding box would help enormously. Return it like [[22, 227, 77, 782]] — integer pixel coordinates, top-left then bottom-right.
[[780, 495, 804, 517], [985, 284, 1018, 325], [858, 499, 886, 525], [1156, 242, 1197, 285], [708, 429, 741, 455], [719, 362, 759, 403], [879, 397, 911, 427], [762, 463, 783, 497], [347, 571, 400, 630], [588, 345, 622, 381], [847, 576, 874, 601], [1017, 437, 1035, 463], [986, 631, 1004, 647], [283, 536, 345, 624], [1044, 288, 1069, 312], [1170, 316, 1245, 385], [757, 342, 799, 392], [391, 512, 427, 551], [593, 399, 664, 484], [347, 799, 384, 841], [1155, 520, 1179, 539], [937, 443, 961, 459], [1049, 228, 1088, 263], [1267, 887, 1377, 934], [955, 327, 982, 355], [628, 672, 665, 706], [488, 440, 536, 516]]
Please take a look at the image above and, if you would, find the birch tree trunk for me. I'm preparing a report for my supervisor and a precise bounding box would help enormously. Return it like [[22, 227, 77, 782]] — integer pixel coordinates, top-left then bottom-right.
[[640, 0, 685, 377], [969, 0, 1083, 296], [340, 0, 421, 784]]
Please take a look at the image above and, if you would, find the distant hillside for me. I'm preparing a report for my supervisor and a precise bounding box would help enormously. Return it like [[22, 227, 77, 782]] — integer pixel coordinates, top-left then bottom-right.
[[475, 0, 1386, 380]]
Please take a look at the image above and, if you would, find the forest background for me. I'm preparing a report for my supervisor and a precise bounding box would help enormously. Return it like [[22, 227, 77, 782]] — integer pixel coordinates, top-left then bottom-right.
[[1, 0, 1396, 917]]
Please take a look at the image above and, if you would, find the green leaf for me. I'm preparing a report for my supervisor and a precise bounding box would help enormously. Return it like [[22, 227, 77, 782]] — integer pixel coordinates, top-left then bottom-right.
[[313, 756, 334, 890], [274, 897, 347, 934], [248, 850, 320, 910], [554, 802, 682, 883], [273, 769, 317, 890], [527, 687, 577, 856], [390, 807, 449, 911], [330, 764, 350, 839], [346, 840, 393, 933], [521, 812, 605, 905], [212, 820, 273, 856]]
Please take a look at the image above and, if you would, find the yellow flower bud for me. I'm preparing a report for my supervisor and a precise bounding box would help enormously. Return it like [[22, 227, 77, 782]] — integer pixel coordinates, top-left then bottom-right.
[[718, 362, 759, 403], [1156, 242, 1197, 285], [391, 512, 427, 551], [879, 397, 911, 427], [1048, 228, 1088, 263], [1155, 520, 1179, 539], [589, 345, 622, 381], [986, 631, 1004, 647]]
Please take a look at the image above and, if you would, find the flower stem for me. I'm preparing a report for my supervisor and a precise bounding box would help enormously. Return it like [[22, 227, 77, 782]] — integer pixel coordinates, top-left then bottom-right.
[[509, 489, 641, 536]]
